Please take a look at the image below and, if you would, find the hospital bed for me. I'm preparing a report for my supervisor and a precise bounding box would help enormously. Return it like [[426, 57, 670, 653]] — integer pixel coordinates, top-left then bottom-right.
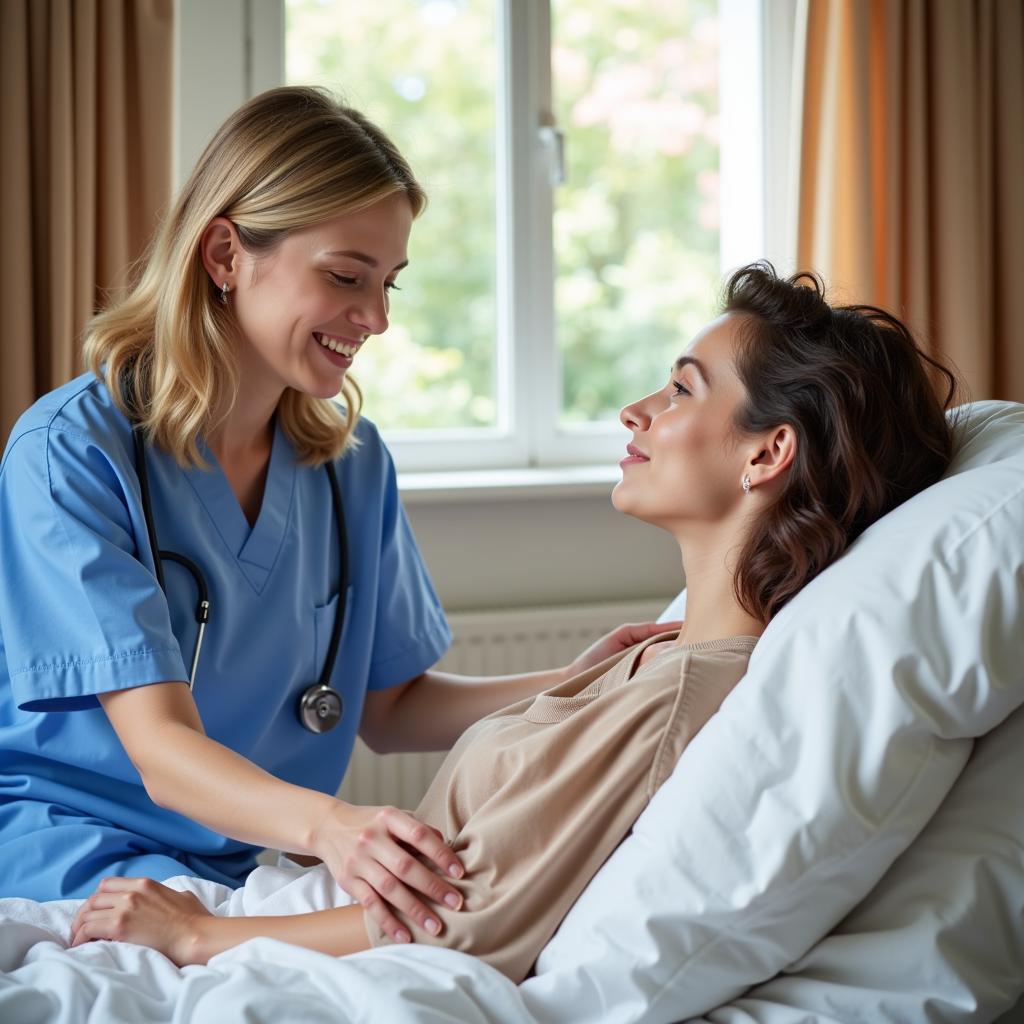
[[1, 399, 1022, 1023]]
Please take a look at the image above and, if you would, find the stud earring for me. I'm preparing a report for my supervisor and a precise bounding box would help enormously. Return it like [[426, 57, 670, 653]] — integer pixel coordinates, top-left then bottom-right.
[[220, 281, 230, 303], [742, 473, 751, 494]]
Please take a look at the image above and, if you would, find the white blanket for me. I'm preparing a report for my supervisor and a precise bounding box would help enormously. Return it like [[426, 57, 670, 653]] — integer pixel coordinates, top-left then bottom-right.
[[0, 864, 533, 1024]]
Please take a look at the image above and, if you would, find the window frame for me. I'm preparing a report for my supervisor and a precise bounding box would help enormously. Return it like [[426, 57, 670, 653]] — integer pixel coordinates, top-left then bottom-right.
[[177, 0, 784, 475]]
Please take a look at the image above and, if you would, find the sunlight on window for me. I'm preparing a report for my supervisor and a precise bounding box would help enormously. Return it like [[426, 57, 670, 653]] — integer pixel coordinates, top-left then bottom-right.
[[553, 0, 720, 426], [285, 0, 721, 437], [286, 0, 498, 430]]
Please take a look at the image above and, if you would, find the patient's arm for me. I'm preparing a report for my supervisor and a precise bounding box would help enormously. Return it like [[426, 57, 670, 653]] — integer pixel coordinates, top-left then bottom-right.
[[71, 876, 371, 966], [190, 903, 369, 965]]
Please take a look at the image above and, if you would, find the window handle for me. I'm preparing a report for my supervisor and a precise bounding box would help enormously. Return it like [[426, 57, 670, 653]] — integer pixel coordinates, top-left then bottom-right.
[[538, 125, 566, 186]]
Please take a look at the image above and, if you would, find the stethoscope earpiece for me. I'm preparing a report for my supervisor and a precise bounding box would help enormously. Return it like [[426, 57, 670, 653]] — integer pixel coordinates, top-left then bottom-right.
[[297, 684, 344, 734]]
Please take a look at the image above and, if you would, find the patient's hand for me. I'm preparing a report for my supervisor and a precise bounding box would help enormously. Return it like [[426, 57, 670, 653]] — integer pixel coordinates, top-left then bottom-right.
[[70, 877, 211, 966], [563, 620, 682, 679]]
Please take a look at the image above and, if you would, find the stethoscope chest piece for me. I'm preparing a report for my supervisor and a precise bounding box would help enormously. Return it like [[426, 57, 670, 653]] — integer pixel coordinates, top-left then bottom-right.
[[298, 684, 344, 734]]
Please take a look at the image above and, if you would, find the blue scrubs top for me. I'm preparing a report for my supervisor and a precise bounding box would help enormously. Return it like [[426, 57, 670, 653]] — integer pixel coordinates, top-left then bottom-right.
[[0, 374, 451, 900]]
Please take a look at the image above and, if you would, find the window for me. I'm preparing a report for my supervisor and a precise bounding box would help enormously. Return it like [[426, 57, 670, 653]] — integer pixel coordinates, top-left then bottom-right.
[[267, 1, 762, 471], [550, 2, 721, 430], [288, 1, 500, 444]]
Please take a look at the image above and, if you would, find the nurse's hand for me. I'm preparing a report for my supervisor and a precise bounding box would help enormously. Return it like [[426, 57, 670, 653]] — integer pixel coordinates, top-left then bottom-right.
[[69, 877, 210, 966], [562, 619, 683, 679], [311, 801, 464, 945]]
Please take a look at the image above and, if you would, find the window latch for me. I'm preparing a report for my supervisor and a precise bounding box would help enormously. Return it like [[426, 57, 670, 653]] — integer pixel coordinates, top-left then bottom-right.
[[538, 125, 566, 187]]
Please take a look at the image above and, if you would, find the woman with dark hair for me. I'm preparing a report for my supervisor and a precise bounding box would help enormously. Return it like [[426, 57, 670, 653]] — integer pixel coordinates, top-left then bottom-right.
[[69, 262, 960, 982]]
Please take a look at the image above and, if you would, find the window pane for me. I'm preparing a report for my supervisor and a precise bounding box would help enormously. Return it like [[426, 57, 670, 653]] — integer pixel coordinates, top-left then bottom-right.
[[553, 0, 720, 426], [286, 0, 498, 430]]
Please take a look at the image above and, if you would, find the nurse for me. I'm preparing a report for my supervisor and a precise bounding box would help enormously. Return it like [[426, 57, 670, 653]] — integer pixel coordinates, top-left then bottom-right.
[[0, 86, 663, 945]]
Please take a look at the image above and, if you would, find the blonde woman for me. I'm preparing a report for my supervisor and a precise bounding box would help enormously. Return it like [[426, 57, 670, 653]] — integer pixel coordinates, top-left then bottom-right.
[[0, 87, 663, 945]]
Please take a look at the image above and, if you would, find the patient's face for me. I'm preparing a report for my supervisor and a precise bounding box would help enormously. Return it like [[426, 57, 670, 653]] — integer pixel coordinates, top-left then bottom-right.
[[612, 313, 751, 531]]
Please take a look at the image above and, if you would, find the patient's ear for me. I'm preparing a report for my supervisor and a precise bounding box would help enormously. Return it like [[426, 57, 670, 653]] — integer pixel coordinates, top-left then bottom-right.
[[747, 424, 796, 489]]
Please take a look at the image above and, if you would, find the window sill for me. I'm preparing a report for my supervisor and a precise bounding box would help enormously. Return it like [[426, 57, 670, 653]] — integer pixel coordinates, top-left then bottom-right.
[[398, 464, 621, 504]]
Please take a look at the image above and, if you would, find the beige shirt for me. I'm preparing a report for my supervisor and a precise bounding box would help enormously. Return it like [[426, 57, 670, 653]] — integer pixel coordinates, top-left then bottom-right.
[[365, 632, 757, 982]]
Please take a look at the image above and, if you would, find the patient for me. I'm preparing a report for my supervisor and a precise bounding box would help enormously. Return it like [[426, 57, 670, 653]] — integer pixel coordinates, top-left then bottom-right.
[[69, 262, 959, 982]]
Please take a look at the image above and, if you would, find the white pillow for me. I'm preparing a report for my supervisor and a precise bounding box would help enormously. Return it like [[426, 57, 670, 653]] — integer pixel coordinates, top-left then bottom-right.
[[698, 700, 1024, 1023], [522, 400, 1024, 1024]]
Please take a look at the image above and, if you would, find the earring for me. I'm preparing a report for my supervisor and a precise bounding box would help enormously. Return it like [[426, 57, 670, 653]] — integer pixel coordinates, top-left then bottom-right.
[[220, 281, 230, 303], [742, 473, 751, 494]]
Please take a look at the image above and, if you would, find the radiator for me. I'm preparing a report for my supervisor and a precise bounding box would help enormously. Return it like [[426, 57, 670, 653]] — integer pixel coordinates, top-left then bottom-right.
[[337, 598, 668, 809]]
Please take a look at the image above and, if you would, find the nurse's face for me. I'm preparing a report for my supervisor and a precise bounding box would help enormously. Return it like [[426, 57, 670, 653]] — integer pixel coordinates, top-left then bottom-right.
[[224, 193, 413, 402], [612, 314, 752, 531]]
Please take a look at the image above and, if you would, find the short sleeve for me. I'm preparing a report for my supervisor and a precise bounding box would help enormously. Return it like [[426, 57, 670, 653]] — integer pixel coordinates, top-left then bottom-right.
[[364, 441, 450, 691], [0, 426, 188, 711]]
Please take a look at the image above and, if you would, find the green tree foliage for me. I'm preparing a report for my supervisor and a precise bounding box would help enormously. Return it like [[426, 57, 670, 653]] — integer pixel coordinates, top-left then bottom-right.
[[286, 0, 719, 431]]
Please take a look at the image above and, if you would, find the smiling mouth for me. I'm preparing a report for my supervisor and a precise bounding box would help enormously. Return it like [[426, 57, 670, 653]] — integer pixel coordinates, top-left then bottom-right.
[[314, 332, 361, 357]]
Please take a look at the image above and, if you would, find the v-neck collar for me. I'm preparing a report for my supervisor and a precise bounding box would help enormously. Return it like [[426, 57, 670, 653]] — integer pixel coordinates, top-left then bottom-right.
[[624, 630, 759, 680], [624, 630, 682, 681], [185, 418, 296, 593]]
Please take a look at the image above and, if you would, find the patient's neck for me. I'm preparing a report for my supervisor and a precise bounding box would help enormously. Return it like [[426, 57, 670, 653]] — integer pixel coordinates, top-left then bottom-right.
[[674, 537, 765, 647]]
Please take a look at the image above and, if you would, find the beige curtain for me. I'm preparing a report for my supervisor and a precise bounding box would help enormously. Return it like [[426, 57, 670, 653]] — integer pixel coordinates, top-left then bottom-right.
[[0, 0, 173, 444], [795, 0, 1024, 402]]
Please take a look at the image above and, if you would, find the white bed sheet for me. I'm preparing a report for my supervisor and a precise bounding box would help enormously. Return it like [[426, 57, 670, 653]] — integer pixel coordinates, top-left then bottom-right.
[[0, 864, 533, 1024]]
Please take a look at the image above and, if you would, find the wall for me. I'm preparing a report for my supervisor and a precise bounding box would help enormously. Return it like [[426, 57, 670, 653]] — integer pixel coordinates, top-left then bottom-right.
[[405, 488, 682, 613]]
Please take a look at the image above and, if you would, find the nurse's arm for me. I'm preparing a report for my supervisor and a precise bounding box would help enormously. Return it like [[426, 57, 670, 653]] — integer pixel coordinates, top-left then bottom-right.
[[98, 681, 466, 943], [361, 668, 564, 752], [99, 681, 339, 853], [361, 619, 680, 752]]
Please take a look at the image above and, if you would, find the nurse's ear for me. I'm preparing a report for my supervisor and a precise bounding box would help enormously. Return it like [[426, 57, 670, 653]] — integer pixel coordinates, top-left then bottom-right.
[[200, 217, 242, 295]]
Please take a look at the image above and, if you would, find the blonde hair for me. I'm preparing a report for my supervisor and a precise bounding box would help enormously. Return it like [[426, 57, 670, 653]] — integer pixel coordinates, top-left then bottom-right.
[[84, 86, 426, 466]]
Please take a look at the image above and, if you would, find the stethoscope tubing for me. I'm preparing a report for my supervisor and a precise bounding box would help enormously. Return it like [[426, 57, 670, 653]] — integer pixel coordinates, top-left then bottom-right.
[[133, 429, 211, 690], [161, 553, 209, 688], [321, 460, 348, 688], [131, 425, 348, 727]]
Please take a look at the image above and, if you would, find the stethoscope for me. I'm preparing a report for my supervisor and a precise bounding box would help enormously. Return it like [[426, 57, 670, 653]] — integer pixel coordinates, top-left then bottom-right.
[[132, 426, 349, 734]]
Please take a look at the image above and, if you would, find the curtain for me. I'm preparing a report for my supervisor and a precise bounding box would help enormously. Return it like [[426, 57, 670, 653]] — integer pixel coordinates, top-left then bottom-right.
[[0, 0, 173, 444], [794, 0, 1024, 402]]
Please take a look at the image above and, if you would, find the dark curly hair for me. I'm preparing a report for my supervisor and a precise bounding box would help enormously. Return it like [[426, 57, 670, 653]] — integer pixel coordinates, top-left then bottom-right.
[[723, 261, 961, 622]]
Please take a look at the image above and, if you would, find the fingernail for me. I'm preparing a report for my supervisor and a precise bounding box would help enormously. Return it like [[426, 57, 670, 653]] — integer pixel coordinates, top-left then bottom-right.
[[448, 864, 462, 879], [395, 929, 411, 944], [444, 893, 460, 909], [425, 917, 440, 935]]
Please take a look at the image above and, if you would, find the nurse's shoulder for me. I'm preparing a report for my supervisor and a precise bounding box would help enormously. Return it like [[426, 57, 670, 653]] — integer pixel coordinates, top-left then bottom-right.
[[1, 372, 133, 485], [329, 405, 397, 491]]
